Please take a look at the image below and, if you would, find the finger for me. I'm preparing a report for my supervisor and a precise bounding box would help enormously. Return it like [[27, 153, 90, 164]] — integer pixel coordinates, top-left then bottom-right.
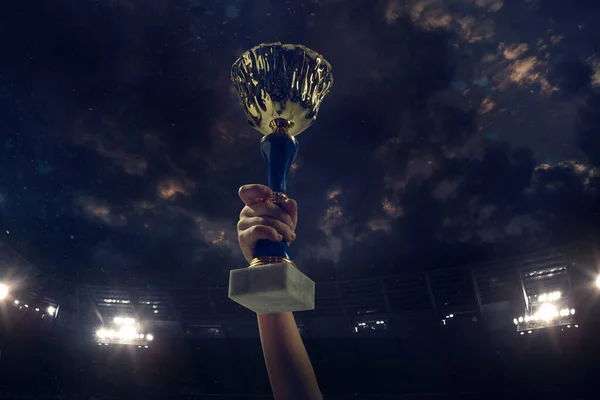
[[238, 225, 282, 245], [239, 184, 273, 206], [280, 198, 298, 230], [238, 216, 296, 243], [240, 202, 294, 229]]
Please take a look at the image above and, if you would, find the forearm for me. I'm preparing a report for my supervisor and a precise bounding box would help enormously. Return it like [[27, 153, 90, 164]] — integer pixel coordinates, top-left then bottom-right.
[[257, 312, 322, 400]]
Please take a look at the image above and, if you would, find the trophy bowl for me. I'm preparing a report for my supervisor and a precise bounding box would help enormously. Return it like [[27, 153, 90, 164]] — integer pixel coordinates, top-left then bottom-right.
[[230, 42, 333, 137]]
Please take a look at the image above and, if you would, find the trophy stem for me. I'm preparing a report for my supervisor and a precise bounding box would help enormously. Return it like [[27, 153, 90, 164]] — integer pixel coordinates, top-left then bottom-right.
[[260, 132, 298, 194], [251, 132, 299, 262]]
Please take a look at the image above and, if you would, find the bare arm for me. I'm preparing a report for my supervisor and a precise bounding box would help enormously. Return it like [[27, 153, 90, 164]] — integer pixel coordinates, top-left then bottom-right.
[[237, 184, 322, 400], [257, 312, 322, 400]]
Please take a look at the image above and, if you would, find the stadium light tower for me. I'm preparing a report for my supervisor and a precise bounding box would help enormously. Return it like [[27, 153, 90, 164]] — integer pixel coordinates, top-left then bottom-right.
[[0, 283, 9, 300], [513, 254, 576, 334]]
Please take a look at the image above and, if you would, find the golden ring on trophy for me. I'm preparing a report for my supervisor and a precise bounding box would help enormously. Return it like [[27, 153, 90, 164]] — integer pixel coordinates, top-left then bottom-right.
[[269, 192, 289, 205]]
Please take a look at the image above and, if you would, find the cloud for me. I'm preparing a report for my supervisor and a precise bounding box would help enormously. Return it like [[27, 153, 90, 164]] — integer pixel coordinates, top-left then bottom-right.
[[589, 57, 600, 88], [389, 0, 499, 43], [74, 191, 237, 254], [577, 92, 600, 167], [384, 0, 402, 24], [99, 148, 148, 176], [529, 161, 599, 192], [157, 177, 196, 200], [183, 210, 236, 250], [312, 187, 345, 263], [5, 0, 600, 284], [478, 98, 495, 114], [441, 199, 543, 244], [474, 0, 503, 12], [433, 178, 463, 202], [73, 118, 148, 176], [325, 0, 600, 268], [75, 196, 128, 227], [311, 187, 370, 264], [436, 155, 599, 247], [406, 0, 453, 31], [309, 183, 408, 264], [485, 43, 557, 95], [503, 44, 529, 61], [507, 57, 541, 85]]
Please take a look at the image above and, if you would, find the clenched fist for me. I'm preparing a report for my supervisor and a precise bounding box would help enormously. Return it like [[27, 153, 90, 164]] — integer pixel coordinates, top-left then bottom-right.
[[237, 184, 298, 264]]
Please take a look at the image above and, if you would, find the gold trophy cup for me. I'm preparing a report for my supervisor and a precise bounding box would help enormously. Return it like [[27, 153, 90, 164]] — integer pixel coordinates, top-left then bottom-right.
[[227, 43, 333, 314]]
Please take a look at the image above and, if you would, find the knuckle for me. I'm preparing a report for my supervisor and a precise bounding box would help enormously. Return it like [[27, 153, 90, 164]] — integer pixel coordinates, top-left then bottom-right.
[[248, 225, 265, 235], [240, 205, 251, 217], [255, 216, 267, 226], [238, 231, 248, 246], [285, 216, 294, 228]]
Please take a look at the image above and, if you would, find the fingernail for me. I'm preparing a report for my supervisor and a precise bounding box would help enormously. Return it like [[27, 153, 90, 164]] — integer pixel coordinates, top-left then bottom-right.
[[276, 234, 283, 241]]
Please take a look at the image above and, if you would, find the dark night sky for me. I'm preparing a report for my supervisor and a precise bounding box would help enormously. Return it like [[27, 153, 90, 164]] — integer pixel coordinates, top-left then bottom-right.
[[0, 0, 599, 288]]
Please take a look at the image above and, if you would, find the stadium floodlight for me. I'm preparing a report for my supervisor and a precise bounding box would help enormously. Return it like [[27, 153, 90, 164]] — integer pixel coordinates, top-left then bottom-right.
[[14, 300, 19, 305], [513, 318, 518, 325], [114, 316, 135, 325], [119, 325, 137, 340], [0, 283, 9, 300], [96, 329, 109, 339], [538, 303, 558, 321], [47, 306, 56, 316], [96, 317, 153, 346], [596, 275, 600, 289], [538, 291, 561, 303]]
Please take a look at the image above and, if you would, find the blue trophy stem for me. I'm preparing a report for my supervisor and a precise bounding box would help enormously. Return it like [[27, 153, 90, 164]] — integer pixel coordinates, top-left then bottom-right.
[[252, 133, 299, 262]]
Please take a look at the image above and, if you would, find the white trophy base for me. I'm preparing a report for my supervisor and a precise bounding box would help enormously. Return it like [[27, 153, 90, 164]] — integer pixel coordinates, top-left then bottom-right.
[[228, 262, 315, 314]]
